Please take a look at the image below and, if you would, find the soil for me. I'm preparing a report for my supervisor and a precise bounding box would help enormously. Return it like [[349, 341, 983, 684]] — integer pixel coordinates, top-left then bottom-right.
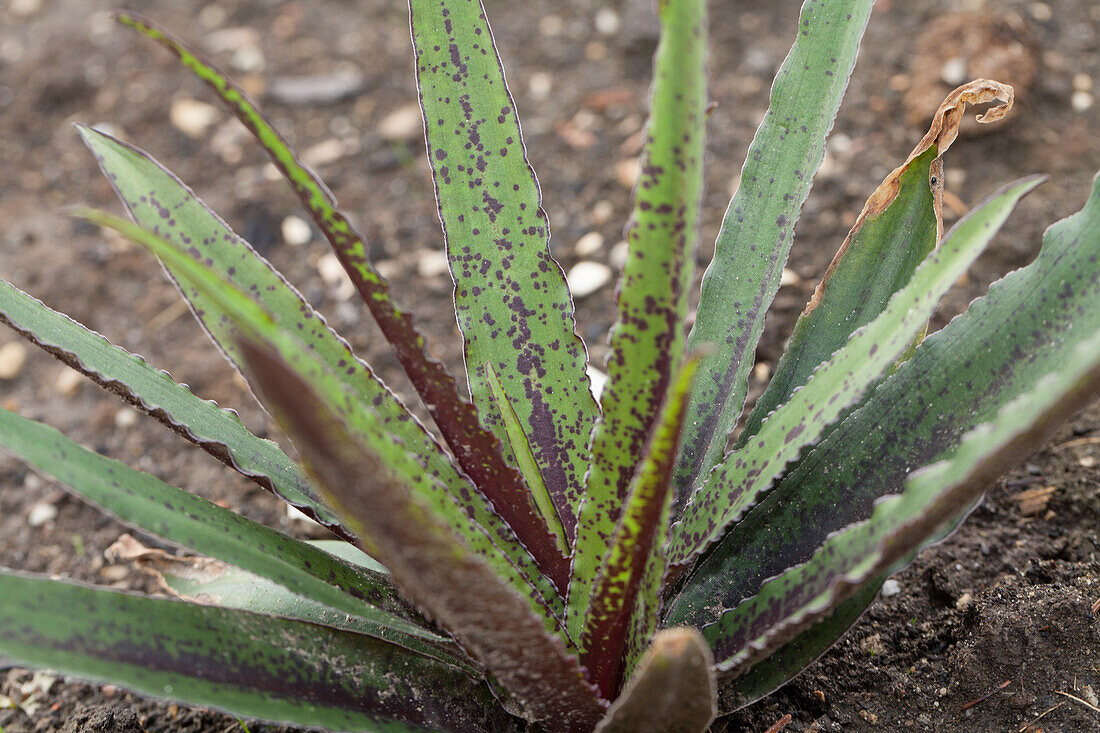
[[1, 0, 1098, 731]]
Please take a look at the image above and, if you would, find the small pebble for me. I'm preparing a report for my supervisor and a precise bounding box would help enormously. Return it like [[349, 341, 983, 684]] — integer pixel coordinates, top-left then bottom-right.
[[955, 592, 972, 610], [940, 57, 968, 86], [567, 261, 612, 298], [1028, 2, 1052, 22], [1073, 73, 1094, 92], [231, 45, 265, 73], [281, 215, 312, 246], [752, 362, 772, 381], [27, 502, 58, 528], [615, 158, 640, 189], [0, 342, 27, 380], [779, 268, 801, 287], [590, 200, 615, 226], [114, 407, 139, 429], [417, 250, 451, 279], [55, 367, 84, 396], [169, 98, 220, 139], [1071, 91, 1093, 113], [317, 253, 356, 301], [379, 104, 424, 142], [575, 232, 605, 257], [538, 15, 563, 37], [609, 241, 630, 269], [1079, 455, 1097, 468], [587, 366, 609, 400], [301, 138, 349, 168], [529, 72, 553, 101], [9, 0, 42, 17], [881, 578, 901, 597], [595, 8, 621, 36], [267, 68, 365, 106]]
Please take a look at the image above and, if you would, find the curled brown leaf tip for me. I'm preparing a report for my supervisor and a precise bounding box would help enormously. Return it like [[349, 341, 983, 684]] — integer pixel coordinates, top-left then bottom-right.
[[804, 79, 1014, 317]]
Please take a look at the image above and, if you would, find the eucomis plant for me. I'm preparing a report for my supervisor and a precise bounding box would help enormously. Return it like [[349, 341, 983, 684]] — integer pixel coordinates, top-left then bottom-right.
[[1, 2, 1098, 731]]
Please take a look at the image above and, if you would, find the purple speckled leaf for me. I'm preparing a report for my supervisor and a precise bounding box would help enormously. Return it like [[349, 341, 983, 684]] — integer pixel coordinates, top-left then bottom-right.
[[409, 0, 599, 533], [115, 12, 569, 591], [569, 0, 707, 640]]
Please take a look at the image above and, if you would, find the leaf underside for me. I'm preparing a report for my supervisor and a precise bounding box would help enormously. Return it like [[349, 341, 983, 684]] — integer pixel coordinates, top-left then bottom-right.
[[239, 342, 605, 733]]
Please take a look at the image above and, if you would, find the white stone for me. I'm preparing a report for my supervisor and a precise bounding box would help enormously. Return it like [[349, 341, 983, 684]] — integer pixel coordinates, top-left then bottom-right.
[[379, 104, 424, 142], [1072, 91, 1094, 113], [318, 253, 356, 301], [529, 72, 553, 101], [417, 250, 451, 279], [609, 241, 630, 269], [595, 8, 621, 35], [0, 342, 27, 380], [575, 231, 605, 257], [881, 578, 901, 597], [169, 98, 220, 139], [55, 367, 84, 396], [114, 407, 139, 429], [587, 366, 609, 401], [27, 502, 58, 528], [281, 215, 312, 246], [940, 57, 968, 87], [567, 261, 612, 298]]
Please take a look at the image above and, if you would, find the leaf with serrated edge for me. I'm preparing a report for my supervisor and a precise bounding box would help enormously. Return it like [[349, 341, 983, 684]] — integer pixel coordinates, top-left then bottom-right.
[[580, 360, 698, 698], [595, 628, 716, 733], [408, 0, 599, 531], [108, 534, 473, 673], [113, 13, 567, 589], [0, 406, 460, 665], [700, 328, 1100, 675], [738, 81, 1013, 445], [666, 170, 1100, 634], [570, 0, 707, 638], [667, 172, 1037, 567], [0, 276, 343, 536], [239, 342, 605, 732], [0, 571, 518, 732], [674, 0, 874, 506], [73, 208, 565, 622]]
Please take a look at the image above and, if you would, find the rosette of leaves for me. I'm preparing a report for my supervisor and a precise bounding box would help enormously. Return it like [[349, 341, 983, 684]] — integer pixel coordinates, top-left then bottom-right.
[[1, 2, 1098, 732]]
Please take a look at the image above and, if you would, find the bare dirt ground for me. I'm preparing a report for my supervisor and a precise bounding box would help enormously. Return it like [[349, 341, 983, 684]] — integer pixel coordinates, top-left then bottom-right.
[[1, 0, 1098, 730]]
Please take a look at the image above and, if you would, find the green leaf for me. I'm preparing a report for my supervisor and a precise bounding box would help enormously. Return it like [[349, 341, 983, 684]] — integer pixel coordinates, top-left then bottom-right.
[[408, 0, 600, 532], [714, 572, 885, 713], [580, 360, 698, 698], [697, 326, 1100, 677], [737, 80, 1015, 445], [0, 406, 458, 665], [737, 146, 940, 443], [570, 0, 708, 636], [73, 208, 565, 620], [674, 0, 874, 504], [108, 535, 474, 673], [667, 175, 1042, 566], [485, 362, 569, 556], [112, 14, 567, 589], [666, 170, 1100, 638], [595, 628, 716, 733], [239, 342, 606, 731], [0, 276, 342, 536], [0, 571, 518, 732]]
